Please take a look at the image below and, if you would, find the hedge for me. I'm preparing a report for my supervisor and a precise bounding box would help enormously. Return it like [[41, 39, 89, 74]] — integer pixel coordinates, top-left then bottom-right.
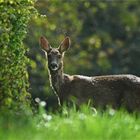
[[0, 0, 36, 111]]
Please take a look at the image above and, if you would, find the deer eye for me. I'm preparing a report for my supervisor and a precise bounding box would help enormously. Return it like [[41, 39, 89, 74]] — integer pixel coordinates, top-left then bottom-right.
[[58, 54, 61, 58]]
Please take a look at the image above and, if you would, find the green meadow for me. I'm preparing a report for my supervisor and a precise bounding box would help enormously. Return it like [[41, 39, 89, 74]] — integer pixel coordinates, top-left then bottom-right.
[[0, 105, 140, 140]]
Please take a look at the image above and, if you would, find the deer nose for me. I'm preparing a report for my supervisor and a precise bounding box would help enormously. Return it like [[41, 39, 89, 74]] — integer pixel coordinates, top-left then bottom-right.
[[50, 63, 58, 70]]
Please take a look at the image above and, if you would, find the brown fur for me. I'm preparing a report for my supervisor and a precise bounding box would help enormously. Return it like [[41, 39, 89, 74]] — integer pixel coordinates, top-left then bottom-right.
[[40, 36, 140, 112]]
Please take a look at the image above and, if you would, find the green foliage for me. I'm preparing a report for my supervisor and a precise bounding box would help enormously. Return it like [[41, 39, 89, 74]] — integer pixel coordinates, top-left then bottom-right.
[[26, 0, 140, 103], [0, 106, 140, 140], [78, 0, 140, 75], [0, 0, 36, 110]]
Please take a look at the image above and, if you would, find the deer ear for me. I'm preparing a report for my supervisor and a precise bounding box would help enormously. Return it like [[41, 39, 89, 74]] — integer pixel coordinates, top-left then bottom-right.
[[59, 37, 71, 53], [39, 36, 51, 52]]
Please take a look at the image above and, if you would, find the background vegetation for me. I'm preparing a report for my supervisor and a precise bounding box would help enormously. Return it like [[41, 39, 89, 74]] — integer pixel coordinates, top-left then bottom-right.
[[26, 0, 140, 105]]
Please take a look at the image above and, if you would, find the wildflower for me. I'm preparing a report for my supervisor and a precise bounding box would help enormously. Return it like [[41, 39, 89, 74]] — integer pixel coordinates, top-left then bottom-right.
[[40, 101, 46, 107], [79, 113, 86, 120], [35, 97, 40, 103], [109, 108, 116, 116], [42, 113, 52, 121]]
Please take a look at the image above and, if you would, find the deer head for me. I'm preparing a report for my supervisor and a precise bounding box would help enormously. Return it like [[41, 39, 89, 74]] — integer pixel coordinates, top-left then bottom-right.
[[40, 36, 71, 72]]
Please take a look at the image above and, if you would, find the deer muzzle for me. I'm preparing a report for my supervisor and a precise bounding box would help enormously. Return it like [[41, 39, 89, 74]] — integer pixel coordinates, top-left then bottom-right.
[[50, 62, 59, 71]]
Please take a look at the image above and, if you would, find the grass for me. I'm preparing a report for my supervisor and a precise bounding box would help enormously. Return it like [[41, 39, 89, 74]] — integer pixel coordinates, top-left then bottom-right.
[[0, 105, 140, 140]]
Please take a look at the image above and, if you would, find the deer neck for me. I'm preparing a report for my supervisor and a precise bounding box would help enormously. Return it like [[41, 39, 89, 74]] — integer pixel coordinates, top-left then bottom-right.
[[49, 68, 64, 94]]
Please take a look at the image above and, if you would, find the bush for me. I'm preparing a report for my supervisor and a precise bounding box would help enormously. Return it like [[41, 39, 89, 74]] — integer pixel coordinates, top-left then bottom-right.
[[0, 0, 36, 111]]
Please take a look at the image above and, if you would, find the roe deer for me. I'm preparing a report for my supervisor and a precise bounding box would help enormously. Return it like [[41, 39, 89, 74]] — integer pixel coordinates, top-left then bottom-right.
[[40, 36, 140, 112]]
